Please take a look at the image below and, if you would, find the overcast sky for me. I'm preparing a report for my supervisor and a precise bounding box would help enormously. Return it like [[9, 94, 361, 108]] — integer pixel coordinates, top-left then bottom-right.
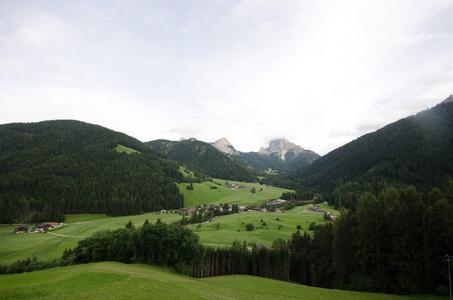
[[1, 1, 452, 155]]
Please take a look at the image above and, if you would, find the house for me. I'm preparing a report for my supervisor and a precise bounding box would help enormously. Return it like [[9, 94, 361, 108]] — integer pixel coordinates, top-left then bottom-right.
[[270, 199, 287, 205], [239, 205, 246, 211], [14, 225, 29, 233], [256, 243, 271, 251], [179, 207, 197, 215], [275, 208, 282, 213], [306, 205, 327, 213], [160, 210, 167, 215]]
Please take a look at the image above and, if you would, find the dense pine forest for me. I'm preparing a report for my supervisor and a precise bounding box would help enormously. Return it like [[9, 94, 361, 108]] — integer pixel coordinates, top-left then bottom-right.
[[0, 120, 184, 223], [146, 139, 257, 182]]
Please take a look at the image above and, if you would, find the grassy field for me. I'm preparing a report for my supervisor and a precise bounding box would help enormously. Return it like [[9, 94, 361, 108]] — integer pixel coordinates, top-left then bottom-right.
[[178, 179, 294, 207], [114, 144, 140, 154], [0, 204, 335, 265], [0, 213, 182, 265], [0, 261, 445, 300], [194, 205, 337, 247]]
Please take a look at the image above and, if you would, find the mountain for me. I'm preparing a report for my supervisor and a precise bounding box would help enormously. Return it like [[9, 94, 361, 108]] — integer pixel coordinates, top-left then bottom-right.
[[258, 138, 305, 160], [282, 97, 453, 194], [212, 138, 320, 173], [0, 120, 184, 223], [212, 138, 240, 156], [146, 139, 257, 182]]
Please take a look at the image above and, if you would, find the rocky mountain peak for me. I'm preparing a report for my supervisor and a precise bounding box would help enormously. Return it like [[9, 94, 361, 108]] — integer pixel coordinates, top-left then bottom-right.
[[212, 137, 240, 156], [259, 138, 305, 161]]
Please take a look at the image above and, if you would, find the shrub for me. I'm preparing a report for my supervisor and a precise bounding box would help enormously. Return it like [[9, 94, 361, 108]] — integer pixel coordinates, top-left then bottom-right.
[[245, 223, 255, 231]]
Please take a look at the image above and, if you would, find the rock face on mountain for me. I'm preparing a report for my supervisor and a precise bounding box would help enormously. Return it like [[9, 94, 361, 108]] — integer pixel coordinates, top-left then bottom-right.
[[212, 137, 319, 172], [259, 138, 305, 161], [212, 137, 240, 156]]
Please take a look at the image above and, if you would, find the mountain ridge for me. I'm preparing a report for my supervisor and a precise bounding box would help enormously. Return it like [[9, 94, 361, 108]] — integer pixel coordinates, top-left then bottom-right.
[[212, 137, 320, 172]]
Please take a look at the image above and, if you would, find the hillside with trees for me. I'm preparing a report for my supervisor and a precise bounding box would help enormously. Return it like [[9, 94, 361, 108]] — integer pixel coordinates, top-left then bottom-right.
[[0, 120, 184, 223], [146, 139, 257, 182], [267, 100, 453, 198]]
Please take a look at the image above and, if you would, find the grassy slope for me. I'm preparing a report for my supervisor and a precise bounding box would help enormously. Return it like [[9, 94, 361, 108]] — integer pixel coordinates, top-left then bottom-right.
[[194, 205, 337, 247], [0, 205, 335, 265], [0, 213, 181, 265], [0, 262, 443, 300], [179, 179, 294, 207], [114, 144, 140, 154]]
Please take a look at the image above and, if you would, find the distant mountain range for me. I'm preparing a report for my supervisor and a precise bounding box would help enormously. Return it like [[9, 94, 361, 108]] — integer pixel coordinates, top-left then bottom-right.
[[211, 137, 320, 173], [1, 94, 452, 222]]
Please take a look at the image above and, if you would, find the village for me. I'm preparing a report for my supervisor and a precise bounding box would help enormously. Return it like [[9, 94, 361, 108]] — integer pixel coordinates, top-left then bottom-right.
[[159, 198, 334, 219], [14, 222, 63, 234], [13, 199, 333, 234]]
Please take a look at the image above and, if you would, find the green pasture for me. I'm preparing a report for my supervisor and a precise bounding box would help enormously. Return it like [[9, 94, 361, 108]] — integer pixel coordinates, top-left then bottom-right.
[[0, 261, 443, 300], [178, 179, 293, 207], [114, 144, 139, 154], [194, 208, 337, 247], [0, 204, 333, 265], [0, 213, 181, 265]]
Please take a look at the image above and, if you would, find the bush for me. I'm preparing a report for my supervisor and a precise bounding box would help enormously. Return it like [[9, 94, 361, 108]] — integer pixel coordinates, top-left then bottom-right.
[[245, 223, 255, 231], [297, 225, 302, 230]]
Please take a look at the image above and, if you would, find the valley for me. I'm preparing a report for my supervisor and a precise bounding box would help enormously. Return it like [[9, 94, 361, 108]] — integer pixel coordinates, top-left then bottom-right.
[[1, 99, 453, 298], [0, 180, 327, 265]]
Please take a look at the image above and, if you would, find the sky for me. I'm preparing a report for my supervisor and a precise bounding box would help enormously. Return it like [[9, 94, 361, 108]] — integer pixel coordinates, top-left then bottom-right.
[[1, 0, 452, 156]]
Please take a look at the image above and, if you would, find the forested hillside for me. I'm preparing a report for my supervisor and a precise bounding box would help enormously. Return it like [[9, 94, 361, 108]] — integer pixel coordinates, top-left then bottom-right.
[[269, 101, 453, 196], [146, 139, 257, 182], [0, 120, 184, 223]]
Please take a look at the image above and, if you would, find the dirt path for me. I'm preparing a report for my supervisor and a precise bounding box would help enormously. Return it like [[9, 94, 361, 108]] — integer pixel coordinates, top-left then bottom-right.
[[64, 213, 155, 226], [225, 192, 252, 203], [46, 232, 89, 238]]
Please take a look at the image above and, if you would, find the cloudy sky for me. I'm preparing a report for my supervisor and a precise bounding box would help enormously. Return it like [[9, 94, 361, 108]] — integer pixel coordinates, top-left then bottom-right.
[[1, 0, 452, 155]]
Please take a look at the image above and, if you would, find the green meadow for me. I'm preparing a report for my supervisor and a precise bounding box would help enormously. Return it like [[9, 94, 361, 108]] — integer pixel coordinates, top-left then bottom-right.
[[0, 203, 334, 265], [193, 205, 337, 247], [0, 213, 181, 265], [178, 179, 294, 207], [0, 261, 443, 300], [114, 144, 140, 154]]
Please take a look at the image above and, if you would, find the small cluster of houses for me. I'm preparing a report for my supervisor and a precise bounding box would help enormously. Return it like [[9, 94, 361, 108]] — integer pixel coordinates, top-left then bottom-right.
[[306, 205, 336, 220], [306, 205, 327, 213], [227, 184, 249, 190], [14, 222, 62, 233], [161, 203, 250, 216]]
